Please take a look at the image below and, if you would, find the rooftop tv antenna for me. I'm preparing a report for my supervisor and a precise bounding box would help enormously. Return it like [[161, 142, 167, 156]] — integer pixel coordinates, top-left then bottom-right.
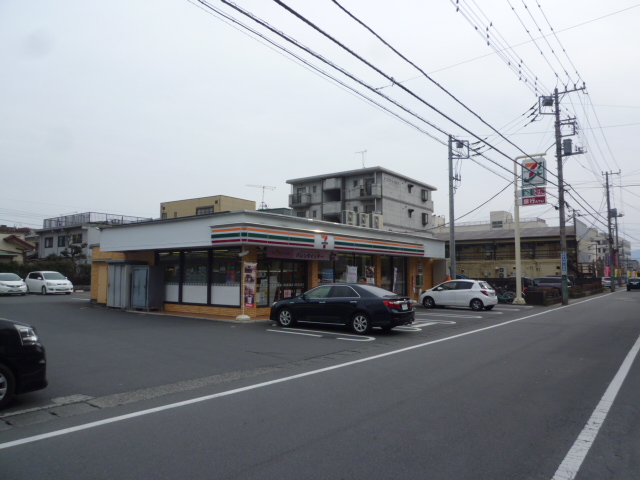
[[246, 184, 276, 210], [355, 150, 367, 168]]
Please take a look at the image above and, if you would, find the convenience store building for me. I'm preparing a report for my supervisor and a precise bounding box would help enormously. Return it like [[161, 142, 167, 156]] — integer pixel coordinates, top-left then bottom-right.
[[92, 210, 446, 319]]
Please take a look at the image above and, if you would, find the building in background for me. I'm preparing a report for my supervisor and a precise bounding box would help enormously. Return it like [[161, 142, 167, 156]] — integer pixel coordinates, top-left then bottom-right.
[[35, 213, 152, 263], [0, 226, 36, 263], [161, 195, 256, 219], [286, 167, 437, 234]]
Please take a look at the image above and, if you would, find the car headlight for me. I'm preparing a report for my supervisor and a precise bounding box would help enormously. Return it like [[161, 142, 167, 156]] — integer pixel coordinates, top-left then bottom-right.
[[47, 282, 55, 286], [0, 282, 9, 287], [14, 324, 38, 345]]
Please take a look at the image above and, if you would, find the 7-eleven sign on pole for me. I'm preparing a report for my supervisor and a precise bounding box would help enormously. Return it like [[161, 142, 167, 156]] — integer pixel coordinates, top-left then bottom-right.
[[521, 158, 547, 206]]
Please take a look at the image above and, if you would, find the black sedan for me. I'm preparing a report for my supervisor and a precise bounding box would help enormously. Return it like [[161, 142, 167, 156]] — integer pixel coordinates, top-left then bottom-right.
[[0, 317, 48, 409], [627, 277, 640, 291], [270, 283, 414, 334]]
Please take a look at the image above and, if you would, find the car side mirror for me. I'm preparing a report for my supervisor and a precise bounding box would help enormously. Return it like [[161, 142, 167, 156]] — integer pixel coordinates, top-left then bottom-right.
[[300, 293, 307, 301]]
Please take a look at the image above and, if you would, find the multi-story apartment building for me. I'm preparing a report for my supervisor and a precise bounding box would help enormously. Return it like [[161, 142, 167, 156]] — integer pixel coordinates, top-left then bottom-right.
[[35, 213, 152, 263], [161, 195, 256, 219], [286, 167, 437, 234]]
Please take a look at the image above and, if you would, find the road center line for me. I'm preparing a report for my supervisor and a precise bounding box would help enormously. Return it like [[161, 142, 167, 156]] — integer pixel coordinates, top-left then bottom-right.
[[0, 295, 614, 451]]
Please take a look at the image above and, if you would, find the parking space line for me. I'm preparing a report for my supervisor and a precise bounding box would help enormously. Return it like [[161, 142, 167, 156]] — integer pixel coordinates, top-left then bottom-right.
[[415, 313, 481, 319], [267, 328, 375, 342]]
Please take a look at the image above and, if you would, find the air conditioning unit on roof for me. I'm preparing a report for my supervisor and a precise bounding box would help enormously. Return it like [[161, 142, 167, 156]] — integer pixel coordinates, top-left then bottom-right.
[[341, 210, 356, 226]]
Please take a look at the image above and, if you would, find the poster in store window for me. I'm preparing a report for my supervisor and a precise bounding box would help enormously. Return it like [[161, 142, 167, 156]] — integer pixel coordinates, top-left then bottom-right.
[[365, 266, 375, 284], [347, 266, 358, 283], [244, 262, 257, 308], [392, 267, 398, 292]]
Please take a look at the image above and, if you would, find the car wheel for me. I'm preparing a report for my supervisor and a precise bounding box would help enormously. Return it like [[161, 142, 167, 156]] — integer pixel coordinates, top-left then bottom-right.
[[350, 313, 372, 334], [277, 308, 295, 327], [41, 286, 47, 295], [422, 296, 435, 308], [484, 305, 494, 311], [470, 299, 484, 311], [0, 363, 16, 409]]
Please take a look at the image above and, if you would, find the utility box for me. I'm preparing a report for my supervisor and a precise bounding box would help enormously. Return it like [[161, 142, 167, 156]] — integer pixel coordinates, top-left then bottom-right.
[[107, 263, 134, 309], [131, 266, 164, 311]]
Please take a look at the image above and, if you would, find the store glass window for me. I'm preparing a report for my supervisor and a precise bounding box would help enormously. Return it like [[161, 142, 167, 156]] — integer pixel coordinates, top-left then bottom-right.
[[319, 253, 374, 284], [183, 251, 208, 304], [211, 249, 241, 306], [380, 256, 407, 295], [158, 251, 181, 302], [255, 254, 307, 306]]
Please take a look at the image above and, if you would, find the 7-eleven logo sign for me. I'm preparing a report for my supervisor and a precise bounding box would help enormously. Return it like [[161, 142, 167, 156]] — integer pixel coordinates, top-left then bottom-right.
[[522, 158, 546, 186]]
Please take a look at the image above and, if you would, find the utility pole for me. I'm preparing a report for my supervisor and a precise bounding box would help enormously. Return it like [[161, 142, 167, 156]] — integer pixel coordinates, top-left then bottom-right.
[[604, 171, 621, 290], [605, 171, 615, 291], [540, 85, 585, 305], [448, 136, 468, 279], [553, 87, 570, 306]]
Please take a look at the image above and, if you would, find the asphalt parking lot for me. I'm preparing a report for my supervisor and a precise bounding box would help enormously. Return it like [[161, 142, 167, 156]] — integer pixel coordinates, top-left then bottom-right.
[[0, 291, 535, 426]]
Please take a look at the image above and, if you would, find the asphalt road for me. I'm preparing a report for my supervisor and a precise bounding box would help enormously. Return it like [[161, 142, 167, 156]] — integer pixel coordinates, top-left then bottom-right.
[[1, 290, 639, 479]]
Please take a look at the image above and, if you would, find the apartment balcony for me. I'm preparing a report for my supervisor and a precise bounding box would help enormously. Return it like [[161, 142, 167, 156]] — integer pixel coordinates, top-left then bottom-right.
[[289, 193, 312, 208], [322, 201, 342, 216], [323, 177, 341, 190]]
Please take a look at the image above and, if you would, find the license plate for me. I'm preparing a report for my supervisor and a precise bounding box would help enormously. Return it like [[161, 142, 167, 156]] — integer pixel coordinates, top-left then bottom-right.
[[401, 303, 408, 310]]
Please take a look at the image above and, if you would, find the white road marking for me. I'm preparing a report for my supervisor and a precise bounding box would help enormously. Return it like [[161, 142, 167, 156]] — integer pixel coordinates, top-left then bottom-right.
[[0, 294, 617, 452], [267, 328, 375, 342], [415, 312, 481, 318], [552, 332, 640, 480]]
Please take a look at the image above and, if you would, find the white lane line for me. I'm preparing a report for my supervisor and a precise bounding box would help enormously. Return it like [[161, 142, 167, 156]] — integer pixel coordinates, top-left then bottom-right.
[[552, 332, 640, 480], [0, 294, 614, 451]]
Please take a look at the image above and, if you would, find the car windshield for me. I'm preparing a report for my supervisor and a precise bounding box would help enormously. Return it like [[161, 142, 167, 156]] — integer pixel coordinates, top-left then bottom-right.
[[42, 272, 66, 280], [0, 273, 21, 281]]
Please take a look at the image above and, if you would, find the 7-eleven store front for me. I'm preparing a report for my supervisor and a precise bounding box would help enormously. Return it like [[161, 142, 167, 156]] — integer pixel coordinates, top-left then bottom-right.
[[95, 211, 446, 319]]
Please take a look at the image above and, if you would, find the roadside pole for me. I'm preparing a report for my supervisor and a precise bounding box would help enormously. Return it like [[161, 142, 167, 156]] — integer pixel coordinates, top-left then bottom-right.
[[514, 153, 546, 305]]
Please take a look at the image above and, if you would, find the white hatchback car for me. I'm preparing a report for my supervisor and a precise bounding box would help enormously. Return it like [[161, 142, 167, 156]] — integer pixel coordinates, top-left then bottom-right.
[[0, 273, 28, 296], [25, 271, 74, 295], [420, 279, 497, 311]]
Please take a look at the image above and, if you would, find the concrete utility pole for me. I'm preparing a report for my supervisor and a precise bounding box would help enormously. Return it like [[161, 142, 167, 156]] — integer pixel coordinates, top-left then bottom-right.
[[605, 171, 615, 291], [553, 88, 570, 306], [448, 136, 469, 280]]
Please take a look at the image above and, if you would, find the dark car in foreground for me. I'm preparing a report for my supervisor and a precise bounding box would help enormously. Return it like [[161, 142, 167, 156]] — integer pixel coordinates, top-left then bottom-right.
[[627, 277, 640, 291], [270, 283, 414, 334], [0, 317, 48, 408]]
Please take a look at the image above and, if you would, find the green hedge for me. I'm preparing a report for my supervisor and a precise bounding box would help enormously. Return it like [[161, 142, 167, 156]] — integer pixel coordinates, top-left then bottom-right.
[[0, 260, 91, 286]]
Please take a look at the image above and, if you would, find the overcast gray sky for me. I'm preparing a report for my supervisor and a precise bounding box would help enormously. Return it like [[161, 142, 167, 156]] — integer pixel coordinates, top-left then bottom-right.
[[2, 0, 639, 250]]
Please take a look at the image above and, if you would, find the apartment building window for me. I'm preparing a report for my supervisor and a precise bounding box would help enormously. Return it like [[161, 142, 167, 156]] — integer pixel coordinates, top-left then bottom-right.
[[162, 213, 168, 219], [196, 206, 214, 215], [421, 189, 429, 201], [407, 184, 414, 193], [408, 208, 414, 218], [71, 233, 83, 244], [312, 210, 317, 218], [44, 237, 53, 248], [297, 211, 306, 218], [312, 186, 317, 193], [364, 204, 375, 213], [492, 221, 503, 229], [422, 213, 429, 226], [58, 236, 66, 247]]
